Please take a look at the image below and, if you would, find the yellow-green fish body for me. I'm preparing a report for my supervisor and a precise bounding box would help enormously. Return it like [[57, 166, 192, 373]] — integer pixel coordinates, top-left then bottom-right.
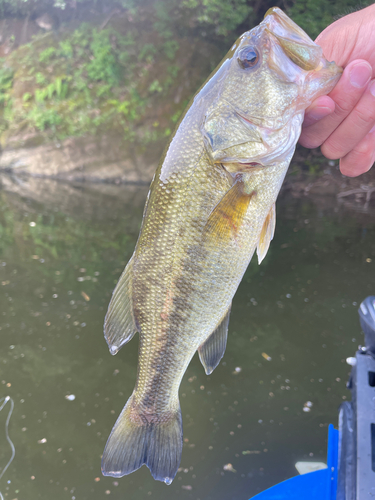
[[102, 7, 342, 484]]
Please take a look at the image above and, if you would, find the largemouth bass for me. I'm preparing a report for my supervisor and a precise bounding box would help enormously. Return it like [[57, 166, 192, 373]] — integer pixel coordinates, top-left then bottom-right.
[[101, 7, 342, 484]]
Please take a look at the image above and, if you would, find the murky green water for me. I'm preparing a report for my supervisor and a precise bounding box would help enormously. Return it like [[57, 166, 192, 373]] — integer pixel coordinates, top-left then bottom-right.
[[0, 174, 374, 500]]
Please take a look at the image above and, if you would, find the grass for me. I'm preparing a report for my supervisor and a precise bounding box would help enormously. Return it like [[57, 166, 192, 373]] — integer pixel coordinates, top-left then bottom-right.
[[0, 17, 191, 144]]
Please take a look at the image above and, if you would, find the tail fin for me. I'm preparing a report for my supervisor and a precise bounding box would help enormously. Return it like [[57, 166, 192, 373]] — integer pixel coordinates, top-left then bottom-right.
[[101, 397, 183, 485]]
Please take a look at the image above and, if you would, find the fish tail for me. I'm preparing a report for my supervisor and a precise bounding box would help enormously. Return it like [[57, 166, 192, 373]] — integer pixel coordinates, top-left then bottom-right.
[[101, 396, 183, 485]]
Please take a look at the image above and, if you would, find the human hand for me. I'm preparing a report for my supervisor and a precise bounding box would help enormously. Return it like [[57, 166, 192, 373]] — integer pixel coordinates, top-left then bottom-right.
[[299, 4, 375, 177]]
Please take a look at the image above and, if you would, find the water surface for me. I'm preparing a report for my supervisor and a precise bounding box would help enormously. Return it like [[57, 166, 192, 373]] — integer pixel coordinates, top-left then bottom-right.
[[0, 174, 374, 500]]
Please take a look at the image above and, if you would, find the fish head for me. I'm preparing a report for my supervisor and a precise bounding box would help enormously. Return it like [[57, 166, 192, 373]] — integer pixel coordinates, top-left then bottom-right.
[[201, 7, 342, 173]]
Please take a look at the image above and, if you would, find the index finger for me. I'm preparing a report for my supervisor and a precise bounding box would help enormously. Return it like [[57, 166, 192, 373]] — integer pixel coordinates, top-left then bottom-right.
[[299, 60, 372, 148]]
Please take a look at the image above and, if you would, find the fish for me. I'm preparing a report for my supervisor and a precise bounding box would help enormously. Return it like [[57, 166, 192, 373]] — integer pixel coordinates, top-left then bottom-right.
[[101, 7, 342, 485]]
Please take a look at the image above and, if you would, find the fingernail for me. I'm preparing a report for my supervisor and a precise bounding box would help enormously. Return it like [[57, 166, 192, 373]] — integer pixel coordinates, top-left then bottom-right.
[[369, 124, 375, 134], [370, 80, 375, 97], [349, 63, 372, 88]]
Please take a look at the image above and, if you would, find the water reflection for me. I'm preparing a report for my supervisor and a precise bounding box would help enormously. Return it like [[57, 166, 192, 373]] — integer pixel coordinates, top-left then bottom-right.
[[0, 174, 374, 500]]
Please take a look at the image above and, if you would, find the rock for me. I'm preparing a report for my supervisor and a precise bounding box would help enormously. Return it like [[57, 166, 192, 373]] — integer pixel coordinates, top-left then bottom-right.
[[0, 132, 164, 184], [35, 13, 55, 31], [0, 173, 149, 225]]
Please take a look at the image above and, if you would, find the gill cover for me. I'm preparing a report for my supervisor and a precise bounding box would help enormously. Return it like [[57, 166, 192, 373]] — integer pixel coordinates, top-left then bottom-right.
[[203, 101, 262, 161]]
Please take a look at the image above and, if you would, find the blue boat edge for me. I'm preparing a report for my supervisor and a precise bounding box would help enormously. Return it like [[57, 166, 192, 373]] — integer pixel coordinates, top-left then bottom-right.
[[250, 424, 339, 500]]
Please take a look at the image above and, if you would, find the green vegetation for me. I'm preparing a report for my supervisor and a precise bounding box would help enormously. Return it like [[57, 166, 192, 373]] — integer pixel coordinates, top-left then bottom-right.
[[1, 20, 188, 142], [0, 0, 134, 17], [287, 0, 372, 39]]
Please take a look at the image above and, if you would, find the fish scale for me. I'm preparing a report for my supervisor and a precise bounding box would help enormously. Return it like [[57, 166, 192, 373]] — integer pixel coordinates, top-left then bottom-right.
[[101, 7, 342, 484]]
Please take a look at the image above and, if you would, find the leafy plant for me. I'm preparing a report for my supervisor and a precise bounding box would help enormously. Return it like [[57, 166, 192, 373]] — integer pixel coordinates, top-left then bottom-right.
[[286, 0, 372, 39], [0, 63, 13, 104], [35, 72, 47, 85], [182, 0, 253, 36], [39, 47, 57, 63], [163, 40, 179, 60], [148, 80, 163, 93], [27, 106, 62, 131]]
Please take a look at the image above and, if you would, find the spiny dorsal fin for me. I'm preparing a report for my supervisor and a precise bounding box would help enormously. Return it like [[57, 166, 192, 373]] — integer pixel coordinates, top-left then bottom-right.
[[104, 255, 138, 355], [257, 203, 276, 264], [203, 178, 254, 244], [198, 305, 231, 375]]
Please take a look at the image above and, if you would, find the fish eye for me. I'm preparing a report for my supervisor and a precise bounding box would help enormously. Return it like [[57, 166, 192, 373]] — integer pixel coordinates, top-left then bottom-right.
[[237, 47, 259, 69]]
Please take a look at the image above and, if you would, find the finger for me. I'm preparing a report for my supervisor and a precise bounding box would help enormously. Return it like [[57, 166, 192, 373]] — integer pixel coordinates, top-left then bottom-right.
[[302, 96, 335, 128], [299, 60, 372, 149], [322, 79, 375, 159], [339, 125, 375, 177]]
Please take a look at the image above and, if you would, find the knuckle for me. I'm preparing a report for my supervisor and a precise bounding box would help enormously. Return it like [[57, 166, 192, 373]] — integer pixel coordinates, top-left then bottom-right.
[[353, 139, 375, 158], [321, 141, 342, 160], [333, 99, 353, 118], [343, 141, 375, 175], [343, 154, 372, 176], [299, 131, 323, 149], [354, 106, 375, 128]]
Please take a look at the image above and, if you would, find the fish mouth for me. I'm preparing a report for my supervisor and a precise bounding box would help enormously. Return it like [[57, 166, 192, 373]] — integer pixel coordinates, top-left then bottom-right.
[[263, 7, 342, 94]]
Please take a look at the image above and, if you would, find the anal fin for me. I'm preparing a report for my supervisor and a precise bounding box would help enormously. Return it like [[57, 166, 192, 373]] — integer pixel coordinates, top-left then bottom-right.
[[257, 203, 276, 264], [104, 255, 138, 355], [198, 305, 231, 375]]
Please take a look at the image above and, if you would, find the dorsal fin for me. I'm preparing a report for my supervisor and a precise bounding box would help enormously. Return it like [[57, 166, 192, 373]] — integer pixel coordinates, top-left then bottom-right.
[[257, 203, 276, 264], [198, 305, 231, 375], [104, 255, 138, 355]]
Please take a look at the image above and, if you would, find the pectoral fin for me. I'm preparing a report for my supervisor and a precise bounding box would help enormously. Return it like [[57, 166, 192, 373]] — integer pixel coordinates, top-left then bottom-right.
[[104, 255, 138, 355], [257, 203, 276, 264], [198, 305, 231, 375], [204, 178, 254, 244]]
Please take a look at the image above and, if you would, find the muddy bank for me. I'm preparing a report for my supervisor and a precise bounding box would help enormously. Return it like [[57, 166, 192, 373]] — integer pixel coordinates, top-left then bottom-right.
[[284, 147, 375, 213], [0, 8, 223, 180], [0, 173, 149, 225], [0, 131, 165, 183], [1, 160, 374, 221], [1, 120, 374, 196]]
